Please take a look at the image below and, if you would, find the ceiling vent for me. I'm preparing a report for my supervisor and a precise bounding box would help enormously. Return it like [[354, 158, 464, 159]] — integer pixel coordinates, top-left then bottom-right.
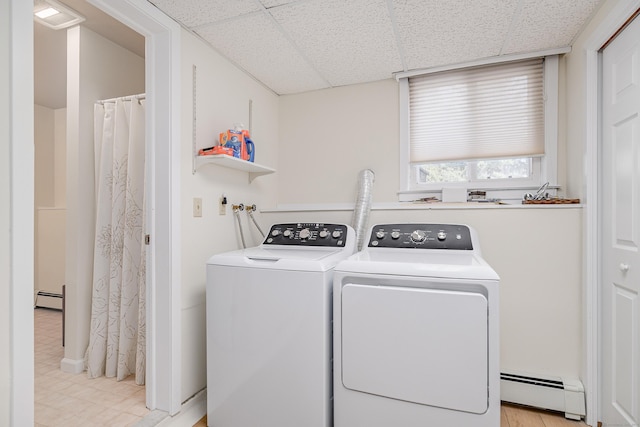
[[34, 0, 85, 30]]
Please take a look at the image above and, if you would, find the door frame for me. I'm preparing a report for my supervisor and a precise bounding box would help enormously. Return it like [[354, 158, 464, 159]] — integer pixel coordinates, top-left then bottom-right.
[[584, 1, 640, 426], [87, 0, 182, 415], [6, 0, 35, 425], [8, 0, 183, 417]]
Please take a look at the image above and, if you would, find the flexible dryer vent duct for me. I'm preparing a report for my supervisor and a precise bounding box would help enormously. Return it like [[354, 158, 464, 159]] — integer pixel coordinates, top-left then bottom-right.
[[351, 169, 375, 251]]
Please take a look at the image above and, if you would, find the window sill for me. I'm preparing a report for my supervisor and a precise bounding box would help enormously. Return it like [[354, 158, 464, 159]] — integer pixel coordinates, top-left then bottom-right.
[[262, 201, 583, 213], [398, 185, 560, 203]]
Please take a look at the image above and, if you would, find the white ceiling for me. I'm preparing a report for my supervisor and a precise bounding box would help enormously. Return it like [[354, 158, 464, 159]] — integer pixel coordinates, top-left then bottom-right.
[[35, 0, 605, 107], [148, 0, 605, 95]]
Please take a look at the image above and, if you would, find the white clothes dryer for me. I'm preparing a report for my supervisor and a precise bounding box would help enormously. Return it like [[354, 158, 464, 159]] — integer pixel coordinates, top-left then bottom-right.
[[333, 223, 500, 427], [206, 223, 356, 427]]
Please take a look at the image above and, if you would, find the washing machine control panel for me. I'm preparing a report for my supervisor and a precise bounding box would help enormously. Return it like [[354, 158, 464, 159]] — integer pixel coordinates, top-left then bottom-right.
[[263, 223, 348, 247], [368, 224, 473, 250]]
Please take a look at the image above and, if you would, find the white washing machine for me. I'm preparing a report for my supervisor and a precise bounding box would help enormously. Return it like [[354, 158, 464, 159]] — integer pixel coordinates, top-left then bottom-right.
[[206, 223, 356, 427], [333, 223, 500, 427]]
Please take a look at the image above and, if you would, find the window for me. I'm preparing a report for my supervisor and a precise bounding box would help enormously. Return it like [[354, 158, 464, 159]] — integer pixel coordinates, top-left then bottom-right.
[[398, 56, 558, 202]]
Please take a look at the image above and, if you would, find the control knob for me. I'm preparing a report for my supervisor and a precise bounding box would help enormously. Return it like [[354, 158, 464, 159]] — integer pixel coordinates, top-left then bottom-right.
[[283, 230, 292, 238], [376, 231, 385, 239], [332, 230, 341, 238], [319, 230, 329, 238], [299, 228, 311, 239], [437, 231, 447, 241], [410, 230, 426, 243], [271, 229, 281, 237], [390, 231, 401, 239]]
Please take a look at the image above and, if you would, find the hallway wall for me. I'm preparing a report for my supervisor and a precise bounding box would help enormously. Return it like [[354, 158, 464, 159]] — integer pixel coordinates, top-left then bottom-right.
[[34, 105, 56, 207], [63, 25, 144, 372], [34, 106, 67, 306]]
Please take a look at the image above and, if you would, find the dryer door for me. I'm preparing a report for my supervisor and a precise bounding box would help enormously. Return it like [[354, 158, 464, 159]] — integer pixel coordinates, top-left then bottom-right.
[[340, 284, 488, 414]]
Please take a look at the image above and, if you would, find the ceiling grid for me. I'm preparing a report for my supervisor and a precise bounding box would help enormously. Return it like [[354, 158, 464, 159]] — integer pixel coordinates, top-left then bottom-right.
[[147, 0, 604, 94], [36, 0, 607, 98]]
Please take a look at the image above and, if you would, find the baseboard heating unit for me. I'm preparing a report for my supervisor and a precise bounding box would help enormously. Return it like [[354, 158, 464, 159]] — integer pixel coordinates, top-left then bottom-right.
[[500, 371, 586, 420]]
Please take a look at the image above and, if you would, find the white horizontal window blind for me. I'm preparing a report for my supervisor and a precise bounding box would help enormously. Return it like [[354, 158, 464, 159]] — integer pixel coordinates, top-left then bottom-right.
[[409, 58, 544, 163]]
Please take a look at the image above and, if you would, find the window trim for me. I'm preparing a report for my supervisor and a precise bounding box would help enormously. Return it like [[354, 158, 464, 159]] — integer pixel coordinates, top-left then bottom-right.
[[398, 53, 560, 203]]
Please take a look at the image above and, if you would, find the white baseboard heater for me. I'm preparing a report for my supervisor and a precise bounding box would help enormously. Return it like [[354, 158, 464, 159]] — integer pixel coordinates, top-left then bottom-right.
[[500, 370, 586, 421]]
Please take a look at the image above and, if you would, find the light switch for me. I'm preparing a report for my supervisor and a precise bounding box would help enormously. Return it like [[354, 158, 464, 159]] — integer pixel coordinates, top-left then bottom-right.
[[219, 195, 227, 215], [193, 198, 202, 217]]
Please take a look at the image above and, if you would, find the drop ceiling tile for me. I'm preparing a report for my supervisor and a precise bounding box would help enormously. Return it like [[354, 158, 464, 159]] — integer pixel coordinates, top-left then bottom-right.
[[501, 0, 603, 54], [259, 0, 299, 9], [149, 0, 261, 28], [394, 0, 519, 71], [270, 0, 403, 87], [148, 0, 605, 94], [196, 13, 330, 94]]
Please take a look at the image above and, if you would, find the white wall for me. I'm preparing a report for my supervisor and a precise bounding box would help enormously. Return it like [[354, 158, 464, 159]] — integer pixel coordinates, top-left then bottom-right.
[[34, 23, 67, 109], [260, 206, 583, 378], [35, 208, 66, 305], [564, 0, 619, 202], [174, 28, 581, 404], [272, 76, 584, 379], [34, 104, 56, 207], [64, 25, 144, 371], [278, 79, 400, 205], [34, 106, 67, 304], [179, 29, 280, 401], [278, 77, 573, 205], [54, 108, 67, 207]]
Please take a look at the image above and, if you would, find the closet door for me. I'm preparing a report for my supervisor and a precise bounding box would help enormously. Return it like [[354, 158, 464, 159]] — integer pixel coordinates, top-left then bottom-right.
[[601, 14, 640, 427]]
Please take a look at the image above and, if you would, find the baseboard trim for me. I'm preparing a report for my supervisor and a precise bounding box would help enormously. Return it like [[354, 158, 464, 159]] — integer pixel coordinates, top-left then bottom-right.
[[154, 388, 207, 427], [60, 357, 84, 374]]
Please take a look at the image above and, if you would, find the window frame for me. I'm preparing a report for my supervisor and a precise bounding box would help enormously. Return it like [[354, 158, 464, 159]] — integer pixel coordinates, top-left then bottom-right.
[[398, 54, 559, 203], [411, 157, 542, 188]]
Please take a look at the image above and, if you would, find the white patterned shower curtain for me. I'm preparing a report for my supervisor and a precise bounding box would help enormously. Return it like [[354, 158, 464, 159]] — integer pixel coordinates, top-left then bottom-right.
[[86, 96, 146, 385]]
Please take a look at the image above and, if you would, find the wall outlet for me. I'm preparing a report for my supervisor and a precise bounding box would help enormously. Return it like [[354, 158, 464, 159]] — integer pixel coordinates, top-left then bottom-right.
[[193, 198, 202, 217]]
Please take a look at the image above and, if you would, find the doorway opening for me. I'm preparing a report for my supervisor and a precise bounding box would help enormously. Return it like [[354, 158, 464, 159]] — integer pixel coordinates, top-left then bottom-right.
[[33, 1, 149, 423]]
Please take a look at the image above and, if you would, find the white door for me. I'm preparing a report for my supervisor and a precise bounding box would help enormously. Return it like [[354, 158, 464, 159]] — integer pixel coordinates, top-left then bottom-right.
[[601, 14, 640, 427]]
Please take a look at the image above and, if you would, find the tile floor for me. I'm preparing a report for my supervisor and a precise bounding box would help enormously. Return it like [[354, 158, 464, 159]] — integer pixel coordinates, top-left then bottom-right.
[[35, 308, 149, 427], [37, 308, 587, 427], [196, 405, 587, 427]]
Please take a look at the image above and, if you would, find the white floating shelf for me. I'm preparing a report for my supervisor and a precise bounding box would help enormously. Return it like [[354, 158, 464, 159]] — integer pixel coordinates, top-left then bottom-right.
[[194, 154, 275, 182]]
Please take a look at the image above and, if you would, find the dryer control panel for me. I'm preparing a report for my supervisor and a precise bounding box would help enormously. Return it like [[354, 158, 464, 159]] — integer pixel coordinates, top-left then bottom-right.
[[368, 223, 473, 250], [263, 223, 348, 247]]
